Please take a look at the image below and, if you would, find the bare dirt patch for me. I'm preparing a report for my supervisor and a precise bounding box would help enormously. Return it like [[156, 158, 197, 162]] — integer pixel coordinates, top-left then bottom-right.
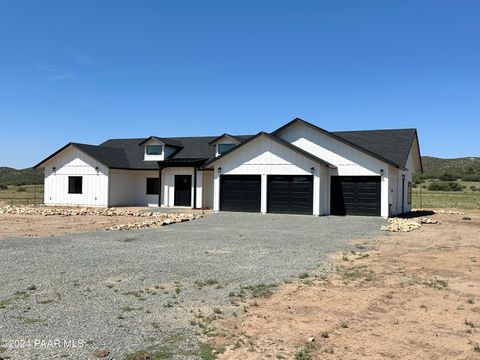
[[209, 211, 480, 359], [0, 206, 207, 239]]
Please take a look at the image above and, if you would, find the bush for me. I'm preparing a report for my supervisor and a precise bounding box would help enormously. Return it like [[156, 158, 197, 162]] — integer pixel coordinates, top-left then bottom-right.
[[470, 186, 477, 191], [439, 173, 456, 182], [462, 174, 480, 182], [16, 187, 26, 192], [427, 181, 463, 192], [0, 184, 7, 190], [15, 182, 26, 186]]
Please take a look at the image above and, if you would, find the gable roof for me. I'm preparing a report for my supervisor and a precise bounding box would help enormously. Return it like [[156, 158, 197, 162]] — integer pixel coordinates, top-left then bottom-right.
[[332, 128, 419, 170], [203, 132, 335, 168], [137, 136, 183, 147], [207, 133, 253, 145], [272, 118, 415, 169], [35, 119, 419, 172]]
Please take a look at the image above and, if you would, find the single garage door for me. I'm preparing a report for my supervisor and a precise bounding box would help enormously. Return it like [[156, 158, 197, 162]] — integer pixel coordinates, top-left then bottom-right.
[[331, 176, 381, 216], [220, 175, 261, 212], [268, 175, 313, 215]]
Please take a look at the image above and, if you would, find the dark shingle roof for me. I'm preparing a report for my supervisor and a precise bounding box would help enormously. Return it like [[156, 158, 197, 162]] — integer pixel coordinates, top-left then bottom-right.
[[272, 118, 417, 169], [332, 129, 417, 168], [35, 121, 418, 170]]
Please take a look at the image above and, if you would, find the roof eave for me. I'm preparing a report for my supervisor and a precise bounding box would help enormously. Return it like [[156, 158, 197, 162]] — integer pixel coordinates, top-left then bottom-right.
[[272, 117, 404, 169], [203, 132, 336, 168]]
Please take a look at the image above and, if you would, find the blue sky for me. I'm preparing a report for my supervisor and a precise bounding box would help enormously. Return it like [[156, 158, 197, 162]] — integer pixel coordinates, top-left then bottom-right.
[[1, 1, 479, 168]]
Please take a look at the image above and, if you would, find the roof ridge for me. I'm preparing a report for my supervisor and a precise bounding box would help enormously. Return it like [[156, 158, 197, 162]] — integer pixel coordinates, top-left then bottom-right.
[[333, 128, 417, 133]]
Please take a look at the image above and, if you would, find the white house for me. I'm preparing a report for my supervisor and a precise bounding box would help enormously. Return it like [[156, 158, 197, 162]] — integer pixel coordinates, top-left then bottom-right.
[[35, 118, 422, 217]]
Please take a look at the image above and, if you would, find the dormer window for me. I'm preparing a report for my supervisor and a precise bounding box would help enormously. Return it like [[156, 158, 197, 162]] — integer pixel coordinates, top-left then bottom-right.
[[146, 145, 163, 155], [218, 143, 236, 155]]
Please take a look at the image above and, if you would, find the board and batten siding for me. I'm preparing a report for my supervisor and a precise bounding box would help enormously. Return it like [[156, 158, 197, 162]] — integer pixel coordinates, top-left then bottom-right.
[[276, 122, 390, 217], [212, 135, 328, 215], [43, 146, 109, 207], [109, 169, 159, 207]]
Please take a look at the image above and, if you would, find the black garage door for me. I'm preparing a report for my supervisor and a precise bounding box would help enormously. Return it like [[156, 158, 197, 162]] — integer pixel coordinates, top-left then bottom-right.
[[220, 175, 261, 212], [331, 176, 381, 216], [268, 175, 313, 215]]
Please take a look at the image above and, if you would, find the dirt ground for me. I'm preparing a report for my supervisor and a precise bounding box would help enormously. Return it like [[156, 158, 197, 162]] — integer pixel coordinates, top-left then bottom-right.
[[210, 210, 480, 359], [0, 207, 207, 239]]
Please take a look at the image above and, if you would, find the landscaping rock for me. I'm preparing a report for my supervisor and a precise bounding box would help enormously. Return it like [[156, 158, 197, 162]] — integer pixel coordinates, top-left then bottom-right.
[[385, 216, 439, 232]]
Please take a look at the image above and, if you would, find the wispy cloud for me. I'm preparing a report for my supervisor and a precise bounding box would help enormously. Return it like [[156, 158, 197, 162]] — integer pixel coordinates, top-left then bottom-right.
[[37, 63, 75, 80], [70, 50, 95, 65]]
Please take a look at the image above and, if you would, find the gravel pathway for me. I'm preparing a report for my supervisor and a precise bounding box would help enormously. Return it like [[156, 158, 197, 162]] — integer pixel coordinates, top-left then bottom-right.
[[0, 213, 385, 359]]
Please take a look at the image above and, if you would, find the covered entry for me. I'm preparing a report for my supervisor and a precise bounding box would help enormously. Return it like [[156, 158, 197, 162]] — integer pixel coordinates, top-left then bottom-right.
[[220, 175, 261, 212], [330, 176, 381, 216], [267, 175, 313, 214]]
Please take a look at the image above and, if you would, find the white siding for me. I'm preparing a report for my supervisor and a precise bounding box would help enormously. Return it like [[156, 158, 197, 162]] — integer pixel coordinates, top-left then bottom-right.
[[162, 167, 202, 208], [277, 122, 390, 217], [277, 122, 387, 176], [109, 170, 159, 207], [202, 170, 214, 209], [43, 146, 109, 207], [212, 135, 328, 215]]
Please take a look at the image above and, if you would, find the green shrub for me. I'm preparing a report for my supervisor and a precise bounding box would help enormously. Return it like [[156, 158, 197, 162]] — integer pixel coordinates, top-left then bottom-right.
[[462, 174, 480, 182], [427, 181, 463, 192], [0, 185, 7, 190], [439, 173, 456, 181], [17, 187, 26, 192], [470, 186, 477, 191]]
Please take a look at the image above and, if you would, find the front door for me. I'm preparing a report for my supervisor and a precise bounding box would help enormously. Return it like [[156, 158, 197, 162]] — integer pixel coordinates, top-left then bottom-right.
[[174, 175, 192, 206]]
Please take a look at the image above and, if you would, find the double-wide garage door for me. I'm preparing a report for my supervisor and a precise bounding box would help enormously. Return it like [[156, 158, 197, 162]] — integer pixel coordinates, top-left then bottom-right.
[[330, 176, 381, 216], [220, 175, 313, 214]]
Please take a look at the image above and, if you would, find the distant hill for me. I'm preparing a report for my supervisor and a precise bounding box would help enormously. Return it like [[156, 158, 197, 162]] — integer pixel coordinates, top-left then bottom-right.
[[421, 156, 480, 179], [0, 167, 43, 186], [1, 156, 479, 185]]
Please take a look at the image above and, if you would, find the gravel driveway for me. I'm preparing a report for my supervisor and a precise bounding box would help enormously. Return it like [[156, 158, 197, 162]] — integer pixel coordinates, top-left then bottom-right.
[[0, 213, 384, 359]]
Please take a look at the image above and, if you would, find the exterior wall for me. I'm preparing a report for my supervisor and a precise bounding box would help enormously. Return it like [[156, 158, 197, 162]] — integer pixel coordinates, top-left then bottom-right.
[[388, 142, 417, 216], [109, 169, 159, 207], [202, 170, 214, 209], [211, 135, 327, 215], [43, 146, 109, 207], [277, 122, 388, 176], [162, 167, 202, 208], [277, 122, 390, 217], [110, 167, 204, 208]]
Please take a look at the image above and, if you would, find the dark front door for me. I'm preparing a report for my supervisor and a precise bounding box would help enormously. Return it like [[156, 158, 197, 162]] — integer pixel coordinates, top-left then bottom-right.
[[330, 176, 381, 216], [220, 175, 261, 212], [174, 175, 192, 206], [267, 175, 313, 215]]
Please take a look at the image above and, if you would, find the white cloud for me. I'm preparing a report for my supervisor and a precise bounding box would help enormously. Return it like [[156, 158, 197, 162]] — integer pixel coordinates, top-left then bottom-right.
[[37, 63, 75, 80]]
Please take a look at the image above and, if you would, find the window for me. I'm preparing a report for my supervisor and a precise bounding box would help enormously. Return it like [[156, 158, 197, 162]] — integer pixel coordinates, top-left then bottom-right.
[[68, 176, 82, 194], [408, 181, 412, 204], [146, 178, 159, 195], [146, 145, 162, 155], [218, 143, 236, 155]]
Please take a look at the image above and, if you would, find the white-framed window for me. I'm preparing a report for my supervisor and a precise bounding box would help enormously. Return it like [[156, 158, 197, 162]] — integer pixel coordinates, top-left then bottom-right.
[[68, 176, 82, 194], [146, 145, 163, 155], [218, 143, 235, 155]]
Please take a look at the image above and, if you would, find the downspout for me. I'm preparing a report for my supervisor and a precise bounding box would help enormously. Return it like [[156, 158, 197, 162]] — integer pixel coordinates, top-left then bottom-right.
[[193, 165, 197, 209]]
